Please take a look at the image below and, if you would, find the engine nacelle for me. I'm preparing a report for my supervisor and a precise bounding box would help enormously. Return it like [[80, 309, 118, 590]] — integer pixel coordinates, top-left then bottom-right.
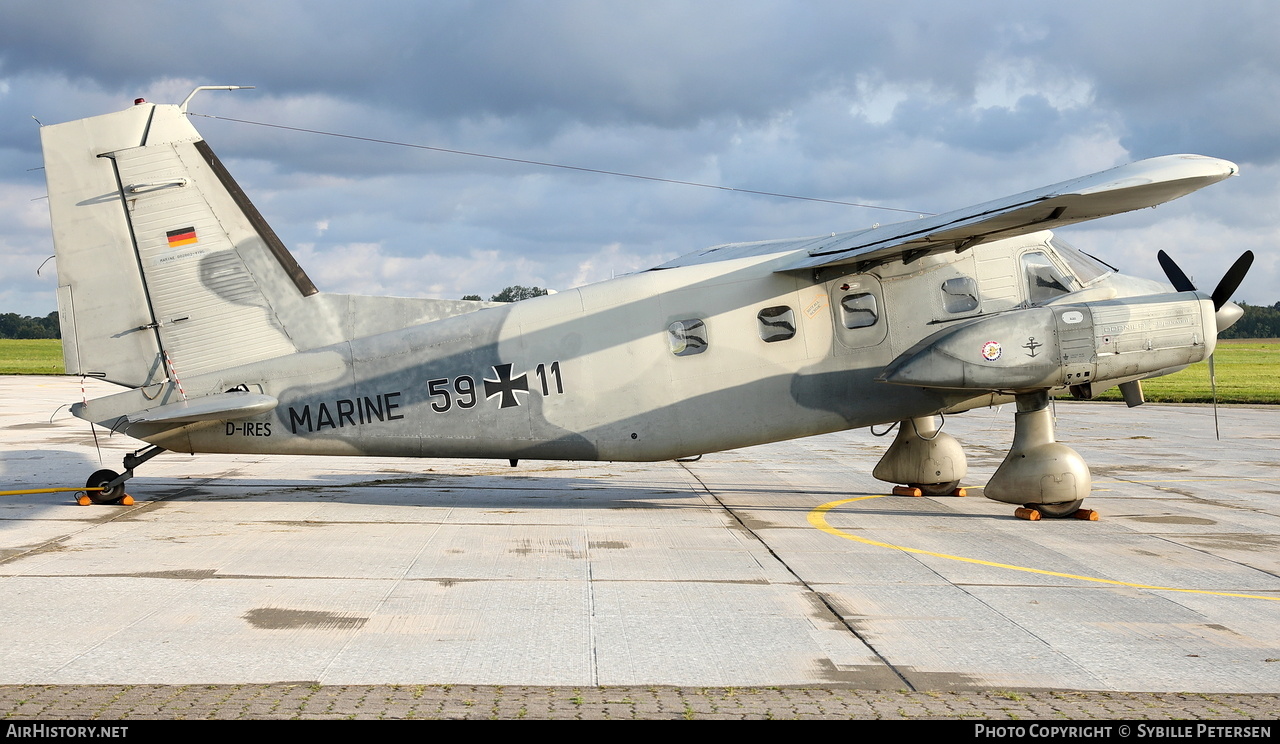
[[879, 292, 1216, 392]]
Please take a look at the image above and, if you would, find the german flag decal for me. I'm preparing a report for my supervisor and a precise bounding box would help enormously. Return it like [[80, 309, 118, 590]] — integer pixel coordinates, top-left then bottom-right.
[[166, 226, 198, 248]]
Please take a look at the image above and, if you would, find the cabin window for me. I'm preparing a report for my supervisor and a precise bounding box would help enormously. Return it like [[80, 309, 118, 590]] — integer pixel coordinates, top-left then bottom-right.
[[1022, 251, 1072, 304], [668, 319, 708, 356], [941, 276, 980, 313], [757, 306, 796, 343], [840, 293, 878, 329]]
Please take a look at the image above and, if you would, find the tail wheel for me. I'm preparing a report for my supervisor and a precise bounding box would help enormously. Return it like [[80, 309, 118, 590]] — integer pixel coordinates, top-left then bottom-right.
[[85, 469, 125, 505]]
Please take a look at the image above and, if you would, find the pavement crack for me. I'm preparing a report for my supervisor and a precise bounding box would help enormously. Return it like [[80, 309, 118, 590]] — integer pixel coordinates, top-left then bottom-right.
[[676, 461, 918, 692]]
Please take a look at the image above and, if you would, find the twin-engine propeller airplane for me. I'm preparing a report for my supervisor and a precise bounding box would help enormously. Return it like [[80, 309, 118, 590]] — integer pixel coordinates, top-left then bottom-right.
[[40, 88, 1253, 519]]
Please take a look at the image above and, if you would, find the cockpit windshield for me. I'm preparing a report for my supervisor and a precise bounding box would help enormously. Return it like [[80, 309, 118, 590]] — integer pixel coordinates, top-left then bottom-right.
[[1048, 237, 1114, 285]]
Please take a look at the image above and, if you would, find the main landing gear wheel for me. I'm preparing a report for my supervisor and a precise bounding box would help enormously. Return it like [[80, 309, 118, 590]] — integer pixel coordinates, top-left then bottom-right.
[[914, 481, 960, 497], [986, 392, 1093, 523], [873, 416, 968, 497], [1025, 499, 1084, 519], [85, 469, 125, 505]]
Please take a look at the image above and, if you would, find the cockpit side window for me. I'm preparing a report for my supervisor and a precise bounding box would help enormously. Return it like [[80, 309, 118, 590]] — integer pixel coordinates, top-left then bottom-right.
[[1022, 251, 1073, 304], [1049, 237, 1113, 285]]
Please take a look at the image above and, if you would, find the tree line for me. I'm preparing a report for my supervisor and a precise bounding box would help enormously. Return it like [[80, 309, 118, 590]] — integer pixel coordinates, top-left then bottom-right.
[[1219, 302, 1280, 340], [462, 285, 549, 303], [4, 300, 1279, 340], [0, 312, 60, 339]]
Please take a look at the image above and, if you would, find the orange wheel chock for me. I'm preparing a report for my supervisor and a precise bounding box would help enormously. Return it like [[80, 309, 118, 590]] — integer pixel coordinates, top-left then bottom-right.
[[120, 494, 135, 506], [1073, 508, 1099, 521], [76, 494, 93, 506], [951, 487, 967, 497], [1014, 507, 1041, 521], [892, 485, 924, 497]]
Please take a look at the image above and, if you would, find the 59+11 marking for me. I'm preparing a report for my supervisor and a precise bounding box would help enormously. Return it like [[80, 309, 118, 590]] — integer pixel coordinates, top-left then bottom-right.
[[428, 361, 564, 413]]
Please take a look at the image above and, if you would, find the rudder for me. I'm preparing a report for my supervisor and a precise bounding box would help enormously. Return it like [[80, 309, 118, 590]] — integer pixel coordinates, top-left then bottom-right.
[[41, 100, 315, 387]]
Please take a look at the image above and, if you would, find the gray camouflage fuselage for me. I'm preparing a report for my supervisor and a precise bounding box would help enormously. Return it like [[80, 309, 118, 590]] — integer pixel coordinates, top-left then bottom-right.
[[41, 98, 1233, 492]]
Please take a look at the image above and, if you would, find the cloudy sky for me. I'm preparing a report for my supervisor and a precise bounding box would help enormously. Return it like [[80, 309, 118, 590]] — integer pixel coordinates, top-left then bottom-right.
[[1, 0, 1277, 316]]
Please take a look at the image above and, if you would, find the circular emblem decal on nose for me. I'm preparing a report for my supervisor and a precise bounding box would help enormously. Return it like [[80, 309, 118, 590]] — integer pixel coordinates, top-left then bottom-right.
[[981, 341, 1002, 361]]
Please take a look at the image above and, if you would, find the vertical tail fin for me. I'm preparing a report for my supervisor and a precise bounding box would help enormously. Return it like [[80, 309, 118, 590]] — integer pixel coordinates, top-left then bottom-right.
[[42, 100, 318, 387]]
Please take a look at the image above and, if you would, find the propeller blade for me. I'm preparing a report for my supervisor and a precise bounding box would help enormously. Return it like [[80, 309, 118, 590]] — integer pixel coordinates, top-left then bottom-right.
[[1211, 250, 1255, 310], [1157, 250, 1197, 292], [1209, 354, 1220, 440]]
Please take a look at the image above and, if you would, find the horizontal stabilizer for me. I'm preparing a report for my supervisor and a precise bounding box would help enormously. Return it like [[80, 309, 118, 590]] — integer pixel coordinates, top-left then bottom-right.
[[113, 391, 277, 425], [781, 154, 1237, 272]]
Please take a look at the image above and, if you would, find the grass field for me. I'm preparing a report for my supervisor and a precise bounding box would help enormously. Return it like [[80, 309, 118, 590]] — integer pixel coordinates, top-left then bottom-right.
[[0, 339, 63, 375], [1, 338, 1275, 403], [1093, 340, 1280, 405]]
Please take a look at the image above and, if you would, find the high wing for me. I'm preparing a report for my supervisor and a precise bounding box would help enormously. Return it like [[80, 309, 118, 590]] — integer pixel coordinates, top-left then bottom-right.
[[778, 154, 1237, 273]]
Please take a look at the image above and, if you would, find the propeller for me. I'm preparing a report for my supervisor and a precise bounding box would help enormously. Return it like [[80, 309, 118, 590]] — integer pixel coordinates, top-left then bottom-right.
[[1156, 249, 1255, 439], [1211, 251, 1255, 311], [1157, 250, 1196, 293], [1158, 249, 1254, 310]]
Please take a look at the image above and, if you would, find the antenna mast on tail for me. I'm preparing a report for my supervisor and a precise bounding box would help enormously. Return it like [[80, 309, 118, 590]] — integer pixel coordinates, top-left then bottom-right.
[[179, 85, 255, 112]]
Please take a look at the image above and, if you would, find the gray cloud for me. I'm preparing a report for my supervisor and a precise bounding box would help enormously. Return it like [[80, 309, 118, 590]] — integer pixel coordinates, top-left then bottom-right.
[[1, 0, 1277, 313]]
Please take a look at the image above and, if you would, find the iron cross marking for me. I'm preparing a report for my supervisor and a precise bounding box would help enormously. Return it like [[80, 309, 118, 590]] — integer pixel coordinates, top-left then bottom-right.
[[484, 363, 529, 409]]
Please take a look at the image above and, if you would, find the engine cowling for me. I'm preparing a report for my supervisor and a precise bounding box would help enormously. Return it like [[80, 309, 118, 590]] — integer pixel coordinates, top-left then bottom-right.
[[878, 292, 1216, 392]]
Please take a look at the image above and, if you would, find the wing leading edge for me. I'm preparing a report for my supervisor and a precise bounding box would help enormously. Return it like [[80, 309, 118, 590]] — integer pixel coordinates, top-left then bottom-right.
[[778, 154, 1237, 273]]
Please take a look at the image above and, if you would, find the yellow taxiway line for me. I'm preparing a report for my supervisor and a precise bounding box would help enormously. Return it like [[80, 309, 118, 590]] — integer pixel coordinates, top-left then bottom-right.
[[0, 487, 103, 496], [809, 495, 1280, 603]]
